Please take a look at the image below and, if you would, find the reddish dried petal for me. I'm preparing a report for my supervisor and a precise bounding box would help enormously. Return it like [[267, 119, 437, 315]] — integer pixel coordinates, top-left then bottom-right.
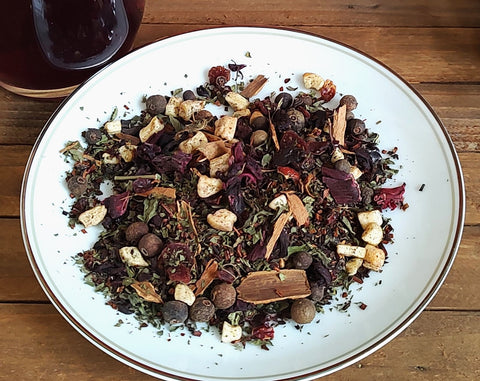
[[374, 183, 406, 210]]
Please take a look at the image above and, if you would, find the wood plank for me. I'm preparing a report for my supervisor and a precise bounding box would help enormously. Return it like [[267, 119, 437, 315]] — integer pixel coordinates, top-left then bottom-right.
[[0, 219, 46, 301], [414, 84, 480, 153], [2, 213, 479, 309], [132, 25, 480, 84], [0, 304, 478, 380], [142, 0, 480, 28], [428, 225, 480, 310]]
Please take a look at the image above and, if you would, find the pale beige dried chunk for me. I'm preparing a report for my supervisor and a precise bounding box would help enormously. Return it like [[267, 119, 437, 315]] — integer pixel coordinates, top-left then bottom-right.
[[303, 72, 325, 90], [206, 209, 237, 232], [221, 321, 242, 343], [179, 131, 208, 154], [102, 152, 119, 165], [345, 257, 364, 276], [363, 244, 386, 271], [119, 246, 149, 267], [196, 173, 224, 198], [118, 143, 137, 162], [214, 115, 238, 141], [336, 244, 366, 259], [357, 210, 383, 230], [209, 152, 231, 177], [361, 222, 383, 246], [174, 283, 196, 306], [104, 120, 122, 134], [139, 116, 164, 143], [165, 96, 182, 117], [178, 100, 206, 120], [78, 205, 107, 228], [225, 92, 250, 111]]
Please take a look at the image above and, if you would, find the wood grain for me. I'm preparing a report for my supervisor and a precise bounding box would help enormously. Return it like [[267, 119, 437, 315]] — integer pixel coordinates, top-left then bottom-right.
[[131, 25, 480, 84], [142, 0, 480, 28], [1, 304, 478, 380]]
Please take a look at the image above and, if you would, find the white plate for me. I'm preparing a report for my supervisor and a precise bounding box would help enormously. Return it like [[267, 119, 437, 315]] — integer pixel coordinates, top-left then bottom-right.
[[21, 27, 465, 380]]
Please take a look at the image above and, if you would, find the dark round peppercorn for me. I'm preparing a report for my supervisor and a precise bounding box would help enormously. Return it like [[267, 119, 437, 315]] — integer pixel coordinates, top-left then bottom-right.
[[182, 90, 196, 101], [334, 159, 352, 173], [125, 221, 149, 243], [67, 175, 88, 198], [290, 298, 316, 324], [275, 92, 293, 109], [162, 300, 188, 325], [291, 251, 313, 270], [211, 283, 236, 309], [138, 233, 163, 257], [347, 118, 366, 135], [189, 297, 215, 322], [145, 95, 167, 115], [286, 108, 305, 132], [82, 128, 103, 145], [339, 95, 358, 112]]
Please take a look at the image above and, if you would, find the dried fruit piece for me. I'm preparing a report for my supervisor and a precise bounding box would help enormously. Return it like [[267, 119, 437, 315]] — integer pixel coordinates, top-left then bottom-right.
[[206, 209, 237, 232], [78, 204, 107, 227]]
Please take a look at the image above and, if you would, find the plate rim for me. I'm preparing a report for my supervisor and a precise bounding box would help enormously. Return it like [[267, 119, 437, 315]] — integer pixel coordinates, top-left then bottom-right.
[[20, 25, 466, 381]]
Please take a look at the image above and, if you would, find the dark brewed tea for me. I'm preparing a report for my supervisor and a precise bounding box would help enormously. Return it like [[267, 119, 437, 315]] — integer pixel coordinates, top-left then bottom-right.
[[0, 0, 145, 97]]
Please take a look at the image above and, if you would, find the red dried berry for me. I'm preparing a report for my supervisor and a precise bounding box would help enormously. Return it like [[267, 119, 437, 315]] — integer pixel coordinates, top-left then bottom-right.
[[208, 66, 230, 86], [320, 79, 336, 102]]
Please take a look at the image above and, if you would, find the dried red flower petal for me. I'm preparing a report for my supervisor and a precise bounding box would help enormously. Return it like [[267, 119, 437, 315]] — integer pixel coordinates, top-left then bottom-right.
[[103, 191, 130, 219], [374, 183, 406, 210], [252, 325, 275, 341]]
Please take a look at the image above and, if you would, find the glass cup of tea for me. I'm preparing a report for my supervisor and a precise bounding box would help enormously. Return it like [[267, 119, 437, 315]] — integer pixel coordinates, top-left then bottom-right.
[[0, 0, 145, 98]]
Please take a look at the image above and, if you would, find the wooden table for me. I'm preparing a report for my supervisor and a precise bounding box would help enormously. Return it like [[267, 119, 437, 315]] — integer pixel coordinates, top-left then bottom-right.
[[1, 1, 479, 379]]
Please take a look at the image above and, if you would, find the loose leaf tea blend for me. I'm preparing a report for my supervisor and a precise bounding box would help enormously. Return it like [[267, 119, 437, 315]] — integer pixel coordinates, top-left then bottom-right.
[[62, 65, 406, 348]]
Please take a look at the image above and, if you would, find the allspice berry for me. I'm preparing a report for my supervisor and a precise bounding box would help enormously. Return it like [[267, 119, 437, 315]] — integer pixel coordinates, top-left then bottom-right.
[[211, 283, 236, 309], [189, 297, 215, 322], [290, 298, 316, 324], [146, 94, 167, 115], [138, 233, 163, 257], [291, 251, 313, 270], [125, 221, 149, 243], [162, 300, 188, 325], [67, 175, 88, 198], [339, 95, 358, 112]]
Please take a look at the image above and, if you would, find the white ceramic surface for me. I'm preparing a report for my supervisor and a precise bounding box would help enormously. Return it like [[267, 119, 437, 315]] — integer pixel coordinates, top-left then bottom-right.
[[21, 27, 465, 380]]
